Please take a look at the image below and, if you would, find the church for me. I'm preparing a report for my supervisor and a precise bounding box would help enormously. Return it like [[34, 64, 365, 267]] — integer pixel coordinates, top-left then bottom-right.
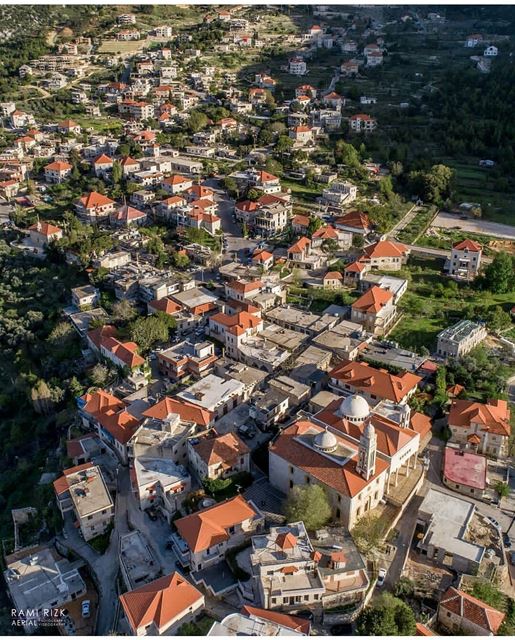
[[269, 394, 426, 528]]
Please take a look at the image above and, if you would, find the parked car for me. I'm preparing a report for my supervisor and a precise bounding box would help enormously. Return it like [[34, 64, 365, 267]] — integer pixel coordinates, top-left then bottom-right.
[[81, 600, 91, 618], [503, 534, 512, 548], [487, 516, 502, 531], [377, 568, 387, 587], [330, 623, 353, 635], [145, 507, 158, 521], [295, 610, 314, 622], [511, 551, 515, 566], [238, 424, 256, 439]]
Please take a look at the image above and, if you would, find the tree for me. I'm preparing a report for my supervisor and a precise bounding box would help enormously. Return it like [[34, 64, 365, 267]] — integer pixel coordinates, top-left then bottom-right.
[[352, 234, 365, 249], [284, 484, 331, 531], [247, 188, 261, 201], [89, 363, 110, 387], [351, 513, 385, 554], [486, 306, 512, 332], [111, 299, 138, 325], [308, 216, 323, 235], [129, 314, 172, 353], [275, 135, 294, 154], [434, 365, 448, 407], [264, 158, 283, 177], [112, 160, 122, 184], [484, 252, 514, 294], [223, 176, 239, 198], [356, 594, 416, 636], [494, 481, 510, 498], [173, 252, 190, 269], [335, 140, 361, 168], [187, 110, 209, 133]]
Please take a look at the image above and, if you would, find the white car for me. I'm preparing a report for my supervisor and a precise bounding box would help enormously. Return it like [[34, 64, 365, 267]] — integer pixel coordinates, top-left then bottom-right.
[[377, 568, 387, 587], [81, 600, 91, 618]]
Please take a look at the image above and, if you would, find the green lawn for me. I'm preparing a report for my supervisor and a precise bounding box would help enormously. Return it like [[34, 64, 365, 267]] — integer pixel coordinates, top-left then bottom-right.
[[388, 256, 514, 352], [396, 205, 437, 244]]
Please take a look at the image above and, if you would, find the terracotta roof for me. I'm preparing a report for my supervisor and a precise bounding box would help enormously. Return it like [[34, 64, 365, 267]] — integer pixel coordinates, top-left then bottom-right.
[[66, 434, 97, 460], [409, 412, 432, 439], [121, 156, 139, 166], [257, 170, 278, 183], [288, 236, 311, 254], [191, 431, 250, 466], [352, 285, 393, 313], [53, 462, 94, 496], [415, 622, 435, 636], [270, 419, 389, 498], [350, 113, 375, 122], [175, 495, 258, 553], [227, 279, 263, 294], [93, 154, 113, 165], [58, 119, 79, 128], [112, 204, 146, 223], [335, 210, 370, 230], [81, 388, 125, 416], [119, 572, 203, 634], [324, 91, 342, 100], [164, 174, 192, 185], [362, 240, 408, 259], [313, 225, 339, 240], [185, 184, 214, 199], [142, 396, 213, 428], [148, 297, 182, 315], [210, 310, 262, 336], [45, 161, 72, 172], [317, 400, 418, 458], [276, 531, 297, 550], [345, 260, 366, 273], [449, 399, 510, 437], [439, 587, 505, 634], [447, 384, 465, 397], [240, 605, 311, 634], [324, 271, 343, 280], [79, 191, 116, 209], [453, 239, 482, 252], [27, 221, 62, 237], [329, 360, 421, 403], [99, 335, 145, 369], [252, 249, 273, 263]]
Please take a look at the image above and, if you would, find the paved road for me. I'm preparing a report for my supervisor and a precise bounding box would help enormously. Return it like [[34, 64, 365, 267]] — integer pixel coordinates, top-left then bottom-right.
[[387, 204, 417, 239], [203, 178, 258, 259], [431, 211, 515, 241], [58, 466, 131, 635], [384, 493, 424, 589]]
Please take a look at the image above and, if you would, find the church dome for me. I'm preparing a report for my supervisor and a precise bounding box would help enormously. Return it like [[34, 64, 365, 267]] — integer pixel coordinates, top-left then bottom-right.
[[314, 428, 338, 452], [340, 394, 370, 422]]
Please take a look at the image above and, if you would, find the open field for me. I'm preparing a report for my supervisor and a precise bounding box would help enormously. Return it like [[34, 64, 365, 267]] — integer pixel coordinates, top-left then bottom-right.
[[98, 39, 146, 54], [388, 256, 514, 352]]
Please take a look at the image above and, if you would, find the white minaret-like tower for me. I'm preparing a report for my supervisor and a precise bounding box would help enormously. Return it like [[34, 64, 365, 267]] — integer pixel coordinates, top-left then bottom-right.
[[357, 422, 377, 480]]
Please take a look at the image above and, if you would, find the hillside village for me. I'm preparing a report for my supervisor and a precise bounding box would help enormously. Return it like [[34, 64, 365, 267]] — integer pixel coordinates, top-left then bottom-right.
[[0, 4, 514, 638]]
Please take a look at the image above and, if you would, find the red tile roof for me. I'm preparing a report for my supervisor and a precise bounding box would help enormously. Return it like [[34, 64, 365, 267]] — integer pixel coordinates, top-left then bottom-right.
[[142, 397, 213, 428], [27, 221, 62, 237], [448, 399, 511, 437], [270, 419, 389, 498], [119, 572, 203, 634], [79, 191, 116, 209], [329, 360, 421, 403], [439, 587, 505, 634], [241, 605, 311, 634], [335, 210, 371, 231], [191, 431, 249, 466], [453, 239, 482, 252], [45, 160, 72, 172], [148, 297, 182, 315], [352, 285, 393, 313], [175, 495, 258, 553], [362, 240, 408, 259], [93, 154, 113, 165], [317, 400, 418, 458]]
